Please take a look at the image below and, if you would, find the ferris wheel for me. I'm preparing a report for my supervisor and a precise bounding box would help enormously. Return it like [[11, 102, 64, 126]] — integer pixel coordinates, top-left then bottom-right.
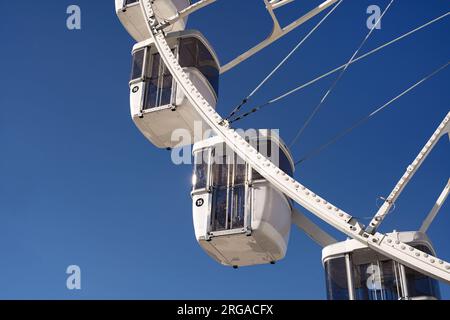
[[115, 0, 450, 300]]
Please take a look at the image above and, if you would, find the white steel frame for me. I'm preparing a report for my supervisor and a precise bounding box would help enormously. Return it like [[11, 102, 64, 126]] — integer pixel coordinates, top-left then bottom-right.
[[367, 115, 450, 234], [157, 0, 339, 73], [420, 178, 450, 233], [139, 0, 450, 284], [292, 207, 337, 247]]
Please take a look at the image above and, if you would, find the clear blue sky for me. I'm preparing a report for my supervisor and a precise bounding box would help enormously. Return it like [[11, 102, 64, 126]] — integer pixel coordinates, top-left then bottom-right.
[[0, 0, 449, 299]]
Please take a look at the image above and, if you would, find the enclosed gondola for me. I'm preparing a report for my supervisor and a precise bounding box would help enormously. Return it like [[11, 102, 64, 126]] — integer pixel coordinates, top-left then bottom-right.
[[191, 130, 295, 267], [115, 0, 190, 41], [129, 30, 220, 148], [322, 231, 441, 300]]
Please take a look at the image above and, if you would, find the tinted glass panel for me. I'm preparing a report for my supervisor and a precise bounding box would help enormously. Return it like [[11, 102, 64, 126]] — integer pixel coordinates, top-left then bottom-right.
[[179, 37, 219, 96], [251, 139, 292, 181], [130, 49, 145, 81], [252, 169, 263, 181], [279, 150, 293, 177], [251, 139, 268, 181], [404, 245, 440, 299], [354, 261, 400, 300], [405, 266, 441, 299], [324, 257, 350, 300], [210, 149, 246, 232], [144, 53, 174, 109], [212, 188, 229, 231], [193, 150, 209, 190], [234, 156, 246, 186], [212, 155, 229, 187], [231, 186, 245, 229]]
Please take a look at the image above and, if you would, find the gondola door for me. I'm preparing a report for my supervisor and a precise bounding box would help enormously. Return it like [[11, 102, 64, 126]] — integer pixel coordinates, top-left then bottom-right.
[[210, 146, 246, 233]]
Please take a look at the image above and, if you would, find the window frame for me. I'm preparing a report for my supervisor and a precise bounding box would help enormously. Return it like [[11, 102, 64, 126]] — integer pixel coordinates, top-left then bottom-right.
[[323, 255, 351, 300], [209, 148, 250, 234], [325, 242, 441, 300], [139, 45, 178, 111], [177, 36, 220, 99], [192, 148, 212, 195], [123, 0, 139, 10], [130, 47, 147, 84]]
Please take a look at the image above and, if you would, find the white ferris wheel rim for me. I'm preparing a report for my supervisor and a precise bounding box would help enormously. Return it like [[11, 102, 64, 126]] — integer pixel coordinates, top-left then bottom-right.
[[138, 0, 450, 284]]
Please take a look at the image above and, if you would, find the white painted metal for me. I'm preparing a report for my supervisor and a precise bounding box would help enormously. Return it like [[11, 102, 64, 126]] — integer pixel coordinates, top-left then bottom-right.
[[220, 0, 339, 73], [270, 0, 296, 11], [162, 0, 217, 29], [129, 30, 219, 149], [367, 112, 450, 234], [191, 133, 294, 267], [344, 254, 355, 300], [322, 231, 437, 261], [139, 0, 450, 284], [115, 0, 190, 41], [323, 231, 441, 300], [420, 178, 450, 233], [292, 207, 337, 247], [142, 0, 339, 74], [399, 264, 410, 299]]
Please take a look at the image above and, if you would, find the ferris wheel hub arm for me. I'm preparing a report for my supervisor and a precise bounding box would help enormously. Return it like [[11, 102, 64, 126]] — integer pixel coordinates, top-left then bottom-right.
[[292, 207, 338, 247], [366, 112, 450, 234], [158, 0, 217, 30], [270, 0, 296, 10], [264, 0, 283, 33], [220, 0, 339, 73], [420, 178, 450, 233], [139, 0, 450, 284]]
